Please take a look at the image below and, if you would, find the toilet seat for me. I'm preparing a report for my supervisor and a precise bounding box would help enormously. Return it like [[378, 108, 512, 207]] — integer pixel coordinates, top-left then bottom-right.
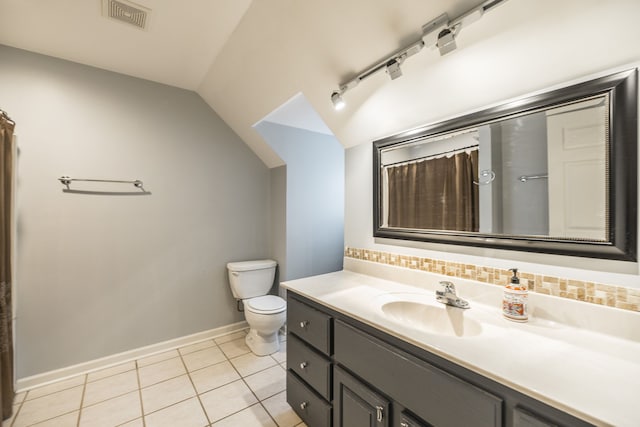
[[245, 295, 286, 314]]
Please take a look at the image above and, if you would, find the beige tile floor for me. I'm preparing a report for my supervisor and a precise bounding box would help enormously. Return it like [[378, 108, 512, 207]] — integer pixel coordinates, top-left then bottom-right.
[[8, 330, 307, 427]]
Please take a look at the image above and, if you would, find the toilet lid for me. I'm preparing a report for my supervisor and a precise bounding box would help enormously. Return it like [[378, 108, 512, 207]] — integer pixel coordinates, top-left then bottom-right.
[[246, 295, 286, 314]]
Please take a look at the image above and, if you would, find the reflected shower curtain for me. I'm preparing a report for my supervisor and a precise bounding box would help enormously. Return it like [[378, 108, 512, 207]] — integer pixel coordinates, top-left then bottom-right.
[[387, 150, 479, 232], [0, 111, 15, 423]]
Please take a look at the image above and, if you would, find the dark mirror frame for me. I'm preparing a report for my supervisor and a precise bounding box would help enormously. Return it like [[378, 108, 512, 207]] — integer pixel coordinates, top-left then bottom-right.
[[373, 69, 638, 261]]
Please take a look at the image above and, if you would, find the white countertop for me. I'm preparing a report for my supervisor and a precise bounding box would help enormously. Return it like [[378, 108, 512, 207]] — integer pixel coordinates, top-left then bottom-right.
[[281, 263, 640, 427]]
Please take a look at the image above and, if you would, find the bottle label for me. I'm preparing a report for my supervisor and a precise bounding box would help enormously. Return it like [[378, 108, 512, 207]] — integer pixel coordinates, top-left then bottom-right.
[[503, 290, 528, 321]]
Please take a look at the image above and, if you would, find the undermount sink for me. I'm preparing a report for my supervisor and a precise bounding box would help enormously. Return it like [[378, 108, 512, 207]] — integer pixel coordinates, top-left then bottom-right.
[[376, 293, 482, 337]]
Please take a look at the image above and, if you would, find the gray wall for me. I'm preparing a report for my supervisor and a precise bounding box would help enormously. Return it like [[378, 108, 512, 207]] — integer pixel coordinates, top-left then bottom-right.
[[269, 165, 287, 290], [256, 122, 344, 281], [0, 45, 271, 378], [500, 114, 549, 235]]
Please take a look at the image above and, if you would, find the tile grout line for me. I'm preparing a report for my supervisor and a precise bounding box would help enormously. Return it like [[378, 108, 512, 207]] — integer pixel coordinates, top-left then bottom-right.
[[242, 334, 289, 426], [75, 386, 142, 412], [180, 344, 214, 427], [138, 349, 214, 390], [196, 330, 284, 426], [139, 395, 194, 418], [9, 390, 28, 427], [206, 402, 268, 426], [226, 349, 281, 427], [76, 374, 88, 427], [14, 382, 86, 426], [134, 360, 147, 427], [202, 338, 278, 427], [136, 350, 182, 370]]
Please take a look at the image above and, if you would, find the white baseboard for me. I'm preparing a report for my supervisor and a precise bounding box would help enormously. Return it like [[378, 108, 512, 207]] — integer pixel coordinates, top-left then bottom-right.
[[16, 321, 248, 392]]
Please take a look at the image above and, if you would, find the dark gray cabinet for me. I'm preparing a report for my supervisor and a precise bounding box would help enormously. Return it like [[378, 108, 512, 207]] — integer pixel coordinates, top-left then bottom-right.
[[287, 298, 334, 427], [334, 366, 390, 427], [286, 292, 593, 427]]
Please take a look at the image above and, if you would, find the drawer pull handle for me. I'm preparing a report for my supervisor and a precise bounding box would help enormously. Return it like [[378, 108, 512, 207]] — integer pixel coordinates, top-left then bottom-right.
[[300, 401, 308, 410], [376, 406, 384, 422], [299, 320, 309, 329], [400, 423, 409, 427], [299, 361, 308, 370]]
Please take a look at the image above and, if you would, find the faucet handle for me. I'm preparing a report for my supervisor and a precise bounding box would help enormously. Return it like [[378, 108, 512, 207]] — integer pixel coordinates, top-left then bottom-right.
[[439, 281, 456, 294], [437, 280, 470, 309]]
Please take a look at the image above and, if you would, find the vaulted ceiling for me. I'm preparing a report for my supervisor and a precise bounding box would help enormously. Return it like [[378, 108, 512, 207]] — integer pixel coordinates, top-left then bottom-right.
[[0, 0, 565, 167], [0, 0, 253, 89]]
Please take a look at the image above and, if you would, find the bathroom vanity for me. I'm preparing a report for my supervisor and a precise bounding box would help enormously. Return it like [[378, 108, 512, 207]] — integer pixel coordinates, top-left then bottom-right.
[[283, 262, 640, 427]]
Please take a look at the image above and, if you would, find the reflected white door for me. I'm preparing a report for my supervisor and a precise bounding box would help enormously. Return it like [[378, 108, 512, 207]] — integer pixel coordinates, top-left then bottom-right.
[[546, 99, 607, 240]]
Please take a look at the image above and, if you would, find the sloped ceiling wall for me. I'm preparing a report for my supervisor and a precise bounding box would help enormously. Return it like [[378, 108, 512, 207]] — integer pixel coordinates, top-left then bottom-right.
[[197, 0, 486, 167]]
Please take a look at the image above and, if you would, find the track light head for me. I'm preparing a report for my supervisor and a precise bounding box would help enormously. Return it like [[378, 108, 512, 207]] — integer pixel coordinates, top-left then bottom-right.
[[331, 91, 346, 110], [386, 59, 403, 80], [437, 28, 457, 55]]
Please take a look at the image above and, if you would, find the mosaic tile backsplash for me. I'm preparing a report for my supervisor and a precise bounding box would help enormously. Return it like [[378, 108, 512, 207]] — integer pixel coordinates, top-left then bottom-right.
[[344, 247, 640, 313]]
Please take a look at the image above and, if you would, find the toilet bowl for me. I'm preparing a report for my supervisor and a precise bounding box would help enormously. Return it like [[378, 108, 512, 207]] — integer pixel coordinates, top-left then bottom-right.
[[243, 295, 286, 355], [227, 260, 286, 356]]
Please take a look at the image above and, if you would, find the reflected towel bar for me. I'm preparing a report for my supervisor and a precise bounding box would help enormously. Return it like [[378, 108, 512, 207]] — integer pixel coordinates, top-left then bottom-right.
[[518, 174, 548, 183], [58, 176, 143, 188]]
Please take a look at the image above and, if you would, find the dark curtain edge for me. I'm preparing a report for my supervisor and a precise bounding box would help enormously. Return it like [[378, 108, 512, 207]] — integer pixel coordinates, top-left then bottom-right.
[[0, 115, 15, 423]]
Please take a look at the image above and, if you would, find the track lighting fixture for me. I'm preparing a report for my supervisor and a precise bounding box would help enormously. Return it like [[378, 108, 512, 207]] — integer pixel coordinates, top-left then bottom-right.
[[330, 0, 507, 110], [331, 91, 346, 110]]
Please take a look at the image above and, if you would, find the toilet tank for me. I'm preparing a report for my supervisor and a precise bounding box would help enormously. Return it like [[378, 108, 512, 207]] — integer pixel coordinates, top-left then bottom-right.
[[227, 259, 277, 299]]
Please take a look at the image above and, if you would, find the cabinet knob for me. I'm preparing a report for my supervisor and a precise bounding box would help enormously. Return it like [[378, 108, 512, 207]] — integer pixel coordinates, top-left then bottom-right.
[[299, 320, 309, 329], [300, 401, 308, 410], [299, 361, 308, 370]]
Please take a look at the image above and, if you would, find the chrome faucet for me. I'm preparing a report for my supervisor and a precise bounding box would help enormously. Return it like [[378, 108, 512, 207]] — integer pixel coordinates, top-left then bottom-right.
[[436, 281, 470, 309]]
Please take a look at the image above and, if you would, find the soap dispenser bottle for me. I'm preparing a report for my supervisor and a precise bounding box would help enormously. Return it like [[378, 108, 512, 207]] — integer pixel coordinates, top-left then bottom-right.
[[502, 268, 528, 322]]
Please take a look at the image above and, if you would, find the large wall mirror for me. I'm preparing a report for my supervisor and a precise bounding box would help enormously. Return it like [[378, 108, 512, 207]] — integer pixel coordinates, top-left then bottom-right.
[[373, 69, 638, 261]]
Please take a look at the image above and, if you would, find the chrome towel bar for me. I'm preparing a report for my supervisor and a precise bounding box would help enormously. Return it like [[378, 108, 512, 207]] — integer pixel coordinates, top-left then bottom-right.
[[58, 176, 143, 188]]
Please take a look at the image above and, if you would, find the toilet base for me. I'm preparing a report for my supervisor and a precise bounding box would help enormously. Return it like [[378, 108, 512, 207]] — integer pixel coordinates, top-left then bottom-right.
[[245, 329, 280, 356]]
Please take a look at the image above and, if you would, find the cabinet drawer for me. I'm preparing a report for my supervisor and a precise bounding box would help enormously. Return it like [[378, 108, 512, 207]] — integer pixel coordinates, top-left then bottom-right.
[[288, 297, 332, 355], [288, 334, 332, 400], [397, 410, 430, 427], [513, 407, 558, 427], [334, 320, 502, 427], [287, 371, 332, 427]]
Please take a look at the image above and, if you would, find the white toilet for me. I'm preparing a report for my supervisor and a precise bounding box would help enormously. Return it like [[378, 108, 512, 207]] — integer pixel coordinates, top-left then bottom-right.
[[227, 259, 286, 356]]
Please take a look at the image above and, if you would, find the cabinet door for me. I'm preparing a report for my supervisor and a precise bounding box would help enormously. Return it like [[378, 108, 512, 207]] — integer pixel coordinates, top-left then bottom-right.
[[334, 366, 390, 427]]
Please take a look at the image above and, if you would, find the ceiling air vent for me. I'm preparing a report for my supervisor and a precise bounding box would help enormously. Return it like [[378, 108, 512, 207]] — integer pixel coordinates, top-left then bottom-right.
[[102, 0, 150, 30]]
